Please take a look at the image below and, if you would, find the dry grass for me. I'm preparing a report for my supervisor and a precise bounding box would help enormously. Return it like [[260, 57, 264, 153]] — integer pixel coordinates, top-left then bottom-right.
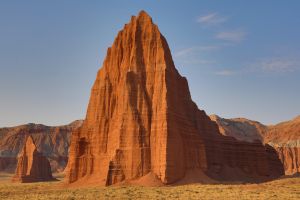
[[0, 173, 299, 200]]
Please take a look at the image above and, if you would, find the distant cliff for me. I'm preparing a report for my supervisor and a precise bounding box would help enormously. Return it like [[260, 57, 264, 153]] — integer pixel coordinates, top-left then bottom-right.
[[0, 120, 82, 172]]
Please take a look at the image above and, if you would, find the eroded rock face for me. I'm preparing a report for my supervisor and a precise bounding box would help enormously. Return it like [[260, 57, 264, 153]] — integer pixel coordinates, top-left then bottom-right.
[[210, 115, 265, 142], [264, 116, 300, 144], [66, 11, 284, 185], [274, 146, 300, 175], [0, 120, 82, 172], [12, 136, 53, 183], [211, 115, 300, 175], [266, 117, 300, 175]]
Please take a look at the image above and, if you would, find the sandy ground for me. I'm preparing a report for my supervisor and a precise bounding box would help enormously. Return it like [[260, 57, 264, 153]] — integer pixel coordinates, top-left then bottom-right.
[[0, 173, 300, 200]]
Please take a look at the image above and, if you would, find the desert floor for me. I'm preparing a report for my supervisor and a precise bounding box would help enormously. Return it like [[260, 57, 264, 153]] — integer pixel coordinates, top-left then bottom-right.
[[0, 173, 299, 200]]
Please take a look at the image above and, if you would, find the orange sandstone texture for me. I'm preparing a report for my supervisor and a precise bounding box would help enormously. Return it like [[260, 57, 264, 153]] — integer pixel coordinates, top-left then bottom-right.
[[274, 146, 300, 175], [66, 11, 284, 186], [12, 136, 53, 183], [264, 116, 300, 175]]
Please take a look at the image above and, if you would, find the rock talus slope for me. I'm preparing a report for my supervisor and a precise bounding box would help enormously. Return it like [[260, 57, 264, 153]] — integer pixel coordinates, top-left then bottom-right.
[[12, 136, 53, 183], [67, 11, 283, 186]]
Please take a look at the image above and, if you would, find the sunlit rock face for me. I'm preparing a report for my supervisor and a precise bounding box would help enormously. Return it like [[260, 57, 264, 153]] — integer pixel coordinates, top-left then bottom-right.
[[66, 11, 284, 186], [265, 117, 300, 175]]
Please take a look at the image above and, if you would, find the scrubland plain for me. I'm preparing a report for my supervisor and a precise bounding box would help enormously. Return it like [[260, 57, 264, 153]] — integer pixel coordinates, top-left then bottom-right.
[[0, 173, 299, 200]]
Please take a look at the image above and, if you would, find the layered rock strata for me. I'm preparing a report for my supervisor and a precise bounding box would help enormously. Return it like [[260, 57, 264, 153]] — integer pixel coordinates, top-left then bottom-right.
[[0, 120, 82, 172], [66, 11, 284, 186], [211, 115, 300, 175]]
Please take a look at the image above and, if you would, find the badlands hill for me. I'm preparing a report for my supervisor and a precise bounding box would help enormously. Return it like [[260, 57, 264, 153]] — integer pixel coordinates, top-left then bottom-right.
[[210, 115, 300, 175], [209, 115, 266, 143], [0, 120, 82, 172], [265, 115, 300, 145]]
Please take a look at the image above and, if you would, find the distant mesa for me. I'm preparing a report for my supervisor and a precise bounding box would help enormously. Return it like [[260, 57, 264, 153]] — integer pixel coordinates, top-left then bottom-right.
[[12, 135, 54, 183], [66, 10, 284, 186]]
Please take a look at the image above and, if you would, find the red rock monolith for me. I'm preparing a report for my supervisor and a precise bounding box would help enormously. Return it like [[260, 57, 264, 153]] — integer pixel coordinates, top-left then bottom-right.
[[12, 136, 53, 183], [66, 10, 284, 186]]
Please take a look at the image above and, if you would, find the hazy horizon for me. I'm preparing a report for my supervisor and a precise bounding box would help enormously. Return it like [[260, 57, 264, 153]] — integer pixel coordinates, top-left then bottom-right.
[[1, 1, 300, 127]]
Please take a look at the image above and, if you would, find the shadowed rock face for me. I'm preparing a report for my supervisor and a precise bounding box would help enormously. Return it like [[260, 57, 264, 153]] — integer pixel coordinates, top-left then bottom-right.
[[0, 120, 82, 172], [66, 11, 284, 186], [0, 157, 16, 171], [12, 136, 53, 183], [211, 115, 300, 175]]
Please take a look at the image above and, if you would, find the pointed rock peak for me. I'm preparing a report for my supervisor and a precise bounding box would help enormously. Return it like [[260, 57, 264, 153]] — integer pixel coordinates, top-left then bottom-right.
[[137, 10, 152, 21], [104, 10, 175, 74], [127, 10, 153, 25], [20, 135, 37, 156], [25, 135, 36, 149], [25, 135, 35, 147]]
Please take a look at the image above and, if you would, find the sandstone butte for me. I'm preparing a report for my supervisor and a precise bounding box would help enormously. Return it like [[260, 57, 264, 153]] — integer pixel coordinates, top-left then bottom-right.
[[210, 115, 300, 175], [66, 10, 284, 186], [12, 135, 54, 183]]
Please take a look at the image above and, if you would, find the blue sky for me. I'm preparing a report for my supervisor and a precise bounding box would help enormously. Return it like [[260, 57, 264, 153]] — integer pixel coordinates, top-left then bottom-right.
[[0, 0, 299, 127]]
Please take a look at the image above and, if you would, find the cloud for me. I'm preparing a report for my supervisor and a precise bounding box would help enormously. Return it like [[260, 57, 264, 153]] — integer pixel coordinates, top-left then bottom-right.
[[173, 45, 219, 65], [259, 57, 300, 73], [174, 45, 220, 65], [215, 30, 246, 42], [197, 12, 228, 25], [174, 46, 219, 58], [215, 57, 300, 76], [178, 58, 216, 65], [215, 69, 236, 76], [213, 57, 300, 76], [197, 12, 246, 44]]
